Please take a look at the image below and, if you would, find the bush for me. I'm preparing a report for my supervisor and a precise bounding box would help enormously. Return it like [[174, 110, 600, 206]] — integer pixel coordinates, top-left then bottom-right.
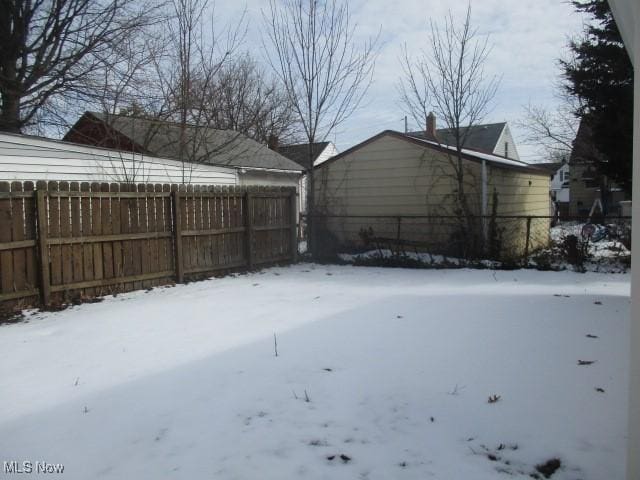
[[560, 234, 590, 269]]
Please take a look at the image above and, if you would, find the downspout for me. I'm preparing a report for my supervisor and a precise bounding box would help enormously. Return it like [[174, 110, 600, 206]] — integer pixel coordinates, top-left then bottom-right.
[[481, 160, 488, 249]]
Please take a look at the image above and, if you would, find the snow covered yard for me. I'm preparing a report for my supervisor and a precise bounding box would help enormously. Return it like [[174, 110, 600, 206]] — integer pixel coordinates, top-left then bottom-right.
[[0, 264, 630, 479]]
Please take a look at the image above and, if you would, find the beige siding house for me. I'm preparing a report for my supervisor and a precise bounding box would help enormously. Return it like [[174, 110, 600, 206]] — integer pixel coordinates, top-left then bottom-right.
[[315, 131, 550, 258]]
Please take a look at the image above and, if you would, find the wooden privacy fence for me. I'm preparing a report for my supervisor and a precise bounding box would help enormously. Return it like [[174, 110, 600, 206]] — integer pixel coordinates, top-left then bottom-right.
[[0, 181, 297, 309]]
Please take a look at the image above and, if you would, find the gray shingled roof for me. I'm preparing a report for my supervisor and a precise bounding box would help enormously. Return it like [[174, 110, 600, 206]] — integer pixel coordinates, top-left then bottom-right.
[[87, 112, 303, 172], [277, 142, 330, 170], [408, 122, 506, 154]]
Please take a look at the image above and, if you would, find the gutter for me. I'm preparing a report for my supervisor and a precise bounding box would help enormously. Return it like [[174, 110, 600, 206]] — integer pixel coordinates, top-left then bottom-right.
[[238, 167, 303, 175]]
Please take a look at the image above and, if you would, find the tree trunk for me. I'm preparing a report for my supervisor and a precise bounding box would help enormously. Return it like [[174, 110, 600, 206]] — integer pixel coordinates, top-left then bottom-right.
[[307, 142, 316, 257], [0, 94, 21, 133]]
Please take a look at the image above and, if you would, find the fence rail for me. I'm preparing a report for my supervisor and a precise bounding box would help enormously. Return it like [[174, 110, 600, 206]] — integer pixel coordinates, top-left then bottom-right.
[[0, 181, 297, 310]]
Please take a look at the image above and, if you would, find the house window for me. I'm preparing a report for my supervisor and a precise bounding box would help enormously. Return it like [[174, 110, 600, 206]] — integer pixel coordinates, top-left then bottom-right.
[[559, 171, 564, 182], [505, 142, 509, 158]]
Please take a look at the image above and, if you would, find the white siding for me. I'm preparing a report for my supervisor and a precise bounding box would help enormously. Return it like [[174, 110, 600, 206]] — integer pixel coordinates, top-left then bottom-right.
[[313, 143, 339, 167], [550, 163, 570, 203], [0, 132, 238, 185], [493, 125, 521, 161], [237, 170, 300, 188]]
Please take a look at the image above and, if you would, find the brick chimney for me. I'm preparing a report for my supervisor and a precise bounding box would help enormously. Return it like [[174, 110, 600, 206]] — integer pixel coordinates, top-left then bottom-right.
[[267, 134, 279, 151], [426, 112, 436, 138]]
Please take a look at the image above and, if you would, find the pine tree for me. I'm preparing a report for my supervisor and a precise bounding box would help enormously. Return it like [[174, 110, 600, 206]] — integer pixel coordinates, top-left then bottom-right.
[[561, 0, 634, 193]]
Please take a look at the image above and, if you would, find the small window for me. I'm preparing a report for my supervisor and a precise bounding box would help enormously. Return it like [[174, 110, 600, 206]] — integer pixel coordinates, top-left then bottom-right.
[[504, 142, 509, 158]]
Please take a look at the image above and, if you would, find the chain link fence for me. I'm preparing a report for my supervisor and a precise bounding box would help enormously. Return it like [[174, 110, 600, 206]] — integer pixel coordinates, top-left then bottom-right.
[[303, 213, 631, 270]]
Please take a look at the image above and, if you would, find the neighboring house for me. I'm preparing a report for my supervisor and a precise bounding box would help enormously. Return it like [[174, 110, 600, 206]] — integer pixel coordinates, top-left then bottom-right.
[[314, 130, 550, 258], [0, 131, 237, 185], [278, 142, 339, 170], [64, 112, 303, 190], [535, 161, 569, 204], [568, 120, 628, 217], [277, 141, 339, 213], [534, 160, 569, 219], [547, 162, 570, 203], [408, 117, 521, 161]]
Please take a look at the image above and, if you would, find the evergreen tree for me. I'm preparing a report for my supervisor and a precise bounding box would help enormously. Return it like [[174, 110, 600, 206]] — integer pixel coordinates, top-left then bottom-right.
[[561, 0, 634, 193]]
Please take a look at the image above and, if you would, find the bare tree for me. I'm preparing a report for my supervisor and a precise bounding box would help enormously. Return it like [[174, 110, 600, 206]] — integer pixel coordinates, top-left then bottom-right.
[[398, 5, 500, 253], [0, 0, 154, 133], [90, 0, 247, 182], [195, 54, 300, 144], [264, 0, 379, 254], [518, 94, 581, 161]]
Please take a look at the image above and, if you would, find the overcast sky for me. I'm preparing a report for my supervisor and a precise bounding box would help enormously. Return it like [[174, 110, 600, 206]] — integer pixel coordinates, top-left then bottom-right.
[[217, 0, 587, 163]]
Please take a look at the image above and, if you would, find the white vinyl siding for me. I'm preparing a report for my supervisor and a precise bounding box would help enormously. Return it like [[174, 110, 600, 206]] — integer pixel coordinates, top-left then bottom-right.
[[493, 125, 521, 161], [0, 133, 238, 185]]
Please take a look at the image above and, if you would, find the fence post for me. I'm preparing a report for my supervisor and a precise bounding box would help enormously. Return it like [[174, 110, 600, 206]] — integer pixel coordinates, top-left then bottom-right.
[[524, 216, 532, 262], [244, 190, 254, 269], [290, 188, 298, 262], [171, 189, 184, 283], [35, 188, 50, 306]]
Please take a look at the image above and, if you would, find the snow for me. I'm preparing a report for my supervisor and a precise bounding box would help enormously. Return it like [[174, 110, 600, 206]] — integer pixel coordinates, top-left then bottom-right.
[[0, 264, 630, 479], [339, 248, 500, 268], [547, 222, 631, 272], [405, 134, 538, 170]]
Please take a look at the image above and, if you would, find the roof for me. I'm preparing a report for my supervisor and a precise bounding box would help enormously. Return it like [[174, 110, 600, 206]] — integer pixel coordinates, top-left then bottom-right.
[[569, 119, 603, 166], [68, 112, 303, 173], [318, 130, 548, 175], [408, 122, 507, 154], [278, 142, 331, 170], [533, 162, 563, 173]]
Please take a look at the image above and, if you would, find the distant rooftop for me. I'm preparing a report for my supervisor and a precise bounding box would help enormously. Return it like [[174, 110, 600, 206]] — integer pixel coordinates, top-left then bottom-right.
[[278, 142, 331, 170], [408, 122, 507, 155], [66, 112, 303, 172]]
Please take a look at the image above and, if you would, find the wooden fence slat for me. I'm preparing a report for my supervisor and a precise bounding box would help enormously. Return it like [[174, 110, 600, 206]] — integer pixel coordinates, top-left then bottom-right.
[[120, 184, 133, 285], [194, 185, 205, 271], [144, 184, 160, 288], [129, 184, 142, 290], [10, 182, 26, 294], [81, 182, 94, 297], [58, 181, 73, 290], [162, 184, 172, 273], [140, 184, 151, 288], [35, 184, 50, 306], [110, 183, 122, 282], [172, 188, 184, 283], [245, 191, 253, 269], [151, 184, 162, 283], [70, 182, 84, 289], [183, 185, 193, 271], [48, 181, 62, 291], [23, 182, 36, 293], [90, 183, 103, 288], [233, 190, 242, 262], [201, 189, 212, 270], [0, 182, 14, 295], [214, 191, 222, 267]]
